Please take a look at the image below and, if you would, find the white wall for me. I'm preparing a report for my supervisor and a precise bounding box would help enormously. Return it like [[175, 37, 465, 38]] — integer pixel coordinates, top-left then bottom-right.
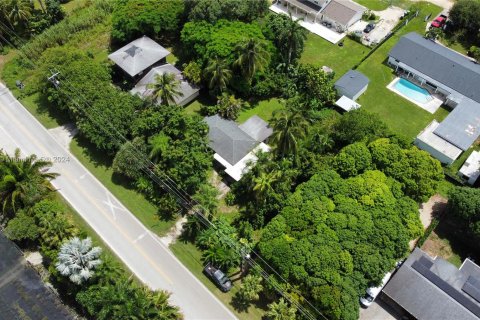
[[414, 138, 457, 165], [352, 84, 368, 101]]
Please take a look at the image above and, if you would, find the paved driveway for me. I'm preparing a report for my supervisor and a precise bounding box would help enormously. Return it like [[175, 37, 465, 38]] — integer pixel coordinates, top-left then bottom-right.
[[0, 84, 237, 320], [359, 298, 402, 320]]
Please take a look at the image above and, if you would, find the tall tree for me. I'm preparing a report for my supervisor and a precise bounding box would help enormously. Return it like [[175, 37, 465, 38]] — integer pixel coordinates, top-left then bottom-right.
[[269, 109, 308, 159], [147, 72, 184, 106], [253, 171, 280, 202], [1, 0, 32, 28], [0, 149, 58, 214], [236, 274, 263, 304], [205, 57, 232, 94], [56, 237, 102, 285], [234, 38, 271, 82]]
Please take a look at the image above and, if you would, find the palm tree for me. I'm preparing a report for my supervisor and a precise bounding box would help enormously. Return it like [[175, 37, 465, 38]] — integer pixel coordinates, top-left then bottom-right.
[[253, 171, 279, 202], [281, 11, 308, 68], [148, 133, 170, 162], [37, 211, 76, 248], [266, 298, 297, 320], [234, 38, 271, 81], [147, 72, 183, 106], [56, 237, 102, 285], [269, 109, 308, 159], [0, 148, 58, 213], [2, 0, 32, 28], [204, 57, 232, 94], [203, 244, 238, 271], [146, 289, 181, 319], [237, 274, 263, 303]]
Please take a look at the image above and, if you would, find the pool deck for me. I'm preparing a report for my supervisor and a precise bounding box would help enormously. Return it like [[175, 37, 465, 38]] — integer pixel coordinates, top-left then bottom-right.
[[387, 77, 443, 114]]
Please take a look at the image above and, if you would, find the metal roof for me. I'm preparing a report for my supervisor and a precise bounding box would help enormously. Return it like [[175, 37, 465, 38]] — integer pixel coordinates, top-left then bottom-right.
[[383, 248, 480, 320], [335, 69, 369, 98], [389, 32, 480, 103], [204, 115, 259, 166], [239, 115, 273, 142], [0, 232, 75, 319], [434, 99, 480, 150], [321, 0, 365, 26], [108, 36, 170, 77], [130, 64, 199, 106]]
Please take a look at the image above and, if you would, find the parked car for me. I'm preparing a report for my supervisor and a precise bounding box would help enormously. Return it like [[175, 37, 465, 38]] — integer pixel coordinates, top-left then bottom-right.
[[363, 23, 375, 33], [431, 14, 447, 28], [203, 263, 232, 292], [360, 271, 393, 307]]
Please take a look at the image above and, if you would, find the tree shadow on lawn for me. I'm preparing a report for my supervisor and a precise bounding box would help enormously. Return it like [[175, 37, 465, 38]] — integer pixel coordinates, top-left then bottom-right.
[[433, 215, 480, 263], [230, 291, 270, 315], [30, 93, 71, 126]]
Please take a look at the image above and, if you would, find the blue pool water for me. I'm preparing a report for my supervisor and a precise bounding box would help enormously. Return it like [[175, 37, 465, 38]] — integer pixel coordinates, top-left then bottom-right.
[[394, 78, 433, 104]]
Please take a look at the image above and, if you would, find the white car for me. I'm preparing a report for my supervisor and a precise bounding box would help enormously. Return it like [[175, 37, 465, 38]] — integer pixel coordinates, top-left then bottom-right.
[[360, 271, 393, 307]]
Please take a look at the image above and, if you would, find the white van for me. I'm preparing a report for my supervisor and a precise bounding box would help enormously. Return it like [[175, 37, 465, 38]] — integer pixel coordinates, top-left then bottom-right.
[[360, 272, 393, 307]]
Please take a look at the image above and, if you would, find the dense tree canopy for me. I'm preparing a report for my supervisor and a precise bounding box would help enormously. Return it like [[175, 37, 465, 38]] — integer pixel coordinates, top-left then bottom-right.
[[448, 0, 480, 44], [111, 0, 185, 42], [448, 186, 480, 238], [187, 0, 269, 24], [259, 170, 422, 319], [181, 20, 271, 66]]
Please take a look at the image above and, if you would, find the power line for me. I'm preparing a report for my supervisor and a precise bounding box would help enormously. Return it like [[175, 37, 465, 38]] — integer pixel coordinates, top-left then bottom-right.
[[0, 21, 327, 320]]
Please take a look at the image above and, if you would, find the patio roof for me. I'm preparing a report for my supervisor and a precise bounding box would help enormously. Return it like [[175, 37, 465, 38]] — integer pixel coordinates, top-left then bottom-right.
[[130, 64, 199, 106], [335, 95, 360, 112], [285, 0, 322, 14]]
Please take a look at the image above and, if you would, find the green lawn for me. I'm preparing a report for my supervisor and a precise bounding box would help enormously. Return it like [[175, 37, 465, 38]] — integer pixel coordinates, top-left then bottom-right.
[[18, 92, 70, 129], [170, 240, 267, 320], [69, 136, 176, 237], [237, 98, 283, 123], [355, 0, 412, 11], [300, 34, 369, 80], [355, 2, 444, 139]]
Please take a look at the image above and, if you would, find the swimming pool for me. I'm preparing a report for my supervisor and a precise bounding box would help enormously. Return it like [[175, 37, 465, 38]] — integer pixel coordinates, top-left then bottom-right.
[[394, 78, 433, 104]]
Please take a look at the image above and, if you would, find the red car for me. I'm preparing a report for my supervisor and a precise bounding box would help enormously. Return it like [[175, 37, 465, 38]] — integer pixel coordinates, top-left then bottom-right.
[[431, 14, 447, 28]]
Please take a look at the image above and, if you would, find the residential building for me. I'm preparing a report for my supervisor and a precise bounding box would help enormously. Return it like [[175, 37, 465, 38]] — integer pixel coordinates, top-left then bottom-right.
[[334, 69, 368, 112], [319, 0, 366, 31], [204, 115, 273, 181], [108, 36, 170, 78], [130, 64, 199, 107], [0, 232, 75, 319], [459, 151, 480, 185], [388, 32, 480, 163], [275, 0, 365, 32], [382, 248, 480, 320]]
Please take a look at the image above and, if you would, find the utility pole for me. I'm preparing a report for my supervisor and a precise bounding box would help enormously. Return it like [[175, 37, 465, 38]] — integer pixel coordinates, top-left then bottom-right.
[[47, 72, 61, 88]]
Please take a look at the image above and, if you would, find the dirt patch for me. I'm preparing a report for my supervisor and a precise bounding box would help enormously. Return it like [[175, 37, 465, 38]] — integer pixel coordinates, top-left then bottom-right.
[[421, 231, 455, 260], [418, 194, 447, 229]]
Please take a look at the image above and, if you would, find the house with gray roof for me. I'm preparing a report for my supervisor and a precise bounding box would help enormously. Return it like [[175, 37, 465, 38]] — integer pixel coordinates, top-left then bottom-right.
[[389, 32, 480, 163], [382, 248, 480, 320], [319, 0, 366, 32], [0, 232, 75, 320], [130, 64, 199, 106], [108, 36, 170, 78], [204, 115, 273, 181], [335, 69, 369, 101]]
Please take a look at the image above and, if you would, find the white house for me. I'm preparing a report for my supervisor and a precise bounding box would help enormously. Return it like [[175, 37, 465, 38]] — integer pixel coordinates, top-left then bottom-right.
[[459, 151, 480, 185], [389, 33, 480, 163]]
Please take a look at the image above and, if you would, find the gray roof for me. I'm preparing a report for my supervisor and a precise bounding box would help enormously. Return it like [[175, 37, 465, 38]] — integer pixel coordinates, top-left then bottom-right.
[[434, 99, 480, 150], [204, 115, 259, 165], [108, 36, 170, 77], [321, 0, 365, 26], [334, 69, 370, 97], [130, 64, 199, 106], [0, 232, 75, 319], [389, 32, 480, 103], [383, 248, 480, 320], [239, 115, 273, 142]]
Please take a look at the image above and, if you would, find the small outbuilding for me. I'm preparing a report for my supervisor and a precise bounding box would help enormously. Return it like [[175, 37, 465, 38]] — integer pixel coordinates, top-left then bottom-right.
[[459, 151, 480, 185], [108, 36, 170, 78], [334, 69, 369, 101], [204, 115, 273, 181], [130, 64, 199, 106], [335, 95, 360, 112]]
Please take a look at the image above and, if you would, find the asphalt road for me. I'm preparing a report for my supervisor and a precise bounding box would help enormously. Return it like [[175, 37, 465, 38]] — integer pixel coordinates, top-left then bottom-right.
[[0, 84, 237, 320]]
